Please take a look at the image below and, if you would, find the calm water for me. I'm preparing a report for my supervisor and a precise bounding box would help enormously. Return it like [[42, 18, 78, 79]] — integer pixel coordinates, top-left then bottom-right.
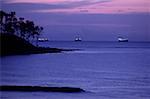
[[1, 42, 150, 99]]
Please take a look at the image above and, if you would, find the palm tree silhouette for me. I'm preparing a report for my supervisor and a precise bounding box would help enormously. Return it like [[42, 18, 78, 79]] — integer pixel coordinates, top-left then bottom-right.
[[0, 10, 44, 46], [0, 10, 7, 33], [0, 10, 6, 24]]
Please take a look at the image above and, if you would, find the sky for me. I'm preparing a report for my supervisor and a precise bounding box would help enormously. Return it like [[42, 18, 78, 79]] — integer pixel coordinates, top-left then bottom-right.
[[1, 0, 150, 41]]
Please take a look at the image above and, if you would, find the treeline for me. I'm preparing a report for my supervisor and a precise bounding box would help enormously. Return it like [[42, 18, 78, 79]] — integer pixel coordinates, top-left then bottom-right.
[[0, 10, 43, 45]]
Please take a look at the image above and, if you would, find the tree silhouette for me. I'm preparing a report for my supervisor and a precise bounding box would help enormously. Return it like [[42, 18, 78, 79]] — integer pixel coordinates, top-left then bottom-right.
[[0, 10, 7, 32], [0, 10, 44, 46], [0, 10, 6, 23]]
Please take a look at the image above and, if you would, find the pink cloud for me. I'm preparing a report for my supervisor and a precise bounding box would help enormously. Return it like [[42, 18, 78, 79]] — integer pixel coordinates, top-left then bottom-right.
[[98, 0, 150, 13], [5, 0, 150, 14], [78, 0, 150, 13], [5, 0, 87, 4], [5, 0, 65, 4]]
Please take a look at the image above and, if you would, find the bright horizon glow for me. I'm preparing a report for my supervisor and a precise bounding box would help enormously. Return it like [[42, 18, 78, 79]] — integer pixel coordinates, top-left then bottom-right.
[[4, 0, 150, 14]]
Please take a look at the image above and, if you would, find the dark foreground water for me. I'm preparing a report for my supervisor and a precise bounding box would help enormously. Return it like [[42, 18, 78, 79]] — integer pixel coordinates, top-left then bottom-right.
[[1, 42, 150, 99]]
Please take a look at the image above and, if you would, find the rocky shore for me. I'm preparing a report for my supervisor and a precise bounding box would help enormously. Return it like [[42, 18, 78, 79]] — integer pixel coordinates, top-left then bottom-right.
[[0, 33, 73, 56]]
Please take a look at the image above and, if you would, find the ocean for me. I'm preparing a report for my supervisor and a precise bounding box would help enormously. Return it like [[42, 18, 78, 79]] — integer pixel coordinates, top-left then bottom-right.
[[1, 41, 150, 99]]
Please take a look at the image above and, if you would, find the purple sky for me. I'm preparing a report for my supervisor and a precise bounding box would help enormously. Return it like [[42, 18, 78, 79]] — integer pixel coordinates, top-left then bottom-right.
[[1, 0, 150, 41]]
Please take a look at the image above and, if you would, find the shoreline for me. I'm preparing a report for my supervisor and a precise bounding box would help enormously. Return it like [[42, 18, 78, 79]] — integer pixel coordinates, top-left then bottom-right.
[[0, 33, 77, 56], [0, 48, 77, 56], [0, 85, 85, 93]]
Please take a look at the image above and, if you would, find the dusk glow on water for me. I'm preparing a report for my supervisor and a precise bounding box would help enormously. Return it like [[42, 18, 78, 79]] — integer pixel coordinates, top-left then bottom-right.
[[1, 42, 150, 99]]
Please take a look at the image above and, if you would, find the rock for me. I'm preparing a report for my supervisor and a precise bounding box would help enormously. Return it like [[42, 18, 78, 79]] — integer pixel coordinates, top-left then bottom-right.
[[0, 85, 85, 93]]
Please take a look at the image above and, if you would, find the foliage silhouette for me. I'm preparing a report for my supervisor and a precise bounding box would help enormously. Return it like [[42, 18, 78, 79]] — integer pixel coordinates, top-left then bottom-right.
[[0, 10, 43, 45]]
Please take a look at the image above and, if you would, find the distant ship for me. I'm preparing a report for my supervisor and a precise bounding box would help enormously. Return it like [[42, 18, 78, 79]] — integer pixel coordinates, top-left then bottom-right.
[[75, 37, 82, 42], [38, 38, 48, 42], [118, 37, 128, 42]]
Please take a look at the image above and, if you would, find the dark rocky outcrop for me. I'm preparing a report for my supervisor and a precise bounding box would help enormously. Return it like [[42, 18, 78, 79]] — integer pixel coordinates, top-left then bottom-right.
[[0, 85, 85, 93], [0, 33, 63, 56]]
